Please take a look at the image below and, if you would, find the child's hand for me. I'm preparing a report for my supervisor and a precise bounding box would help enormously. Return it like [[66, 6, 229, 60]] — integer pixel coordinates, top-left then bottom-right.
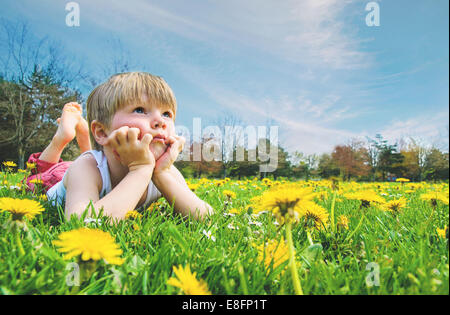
[[153, 135, 185, 174], [106, 126, 155, 171]]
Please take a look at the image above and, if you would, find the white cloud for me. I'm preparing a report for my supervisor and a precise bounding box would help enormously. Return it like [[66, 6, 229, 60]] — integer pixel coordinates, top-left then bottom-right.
[[200, 85, 360, 154], [81, 0, 369, 70], [283, 0, 369, 69], [378, 110, 449, 152]]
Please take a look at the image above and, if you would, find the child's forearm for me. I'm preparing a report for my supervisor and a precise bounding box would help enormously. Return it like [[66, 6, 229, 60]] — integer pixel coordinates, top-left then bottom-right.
[[93, 166, 153, 219], [153, 170, 213, 220]]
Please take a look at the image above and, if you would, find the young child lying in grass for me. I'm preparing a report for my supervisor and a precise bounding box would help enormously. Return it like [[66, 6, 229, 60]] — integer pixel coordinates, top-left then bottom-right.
[[26, 72, 213, 221]]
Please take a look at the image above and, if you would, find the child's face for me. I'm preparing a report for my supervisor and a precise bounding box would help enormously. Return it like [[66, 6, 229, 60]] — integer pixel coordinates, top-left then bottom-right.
[[109, 101, 176, 160]]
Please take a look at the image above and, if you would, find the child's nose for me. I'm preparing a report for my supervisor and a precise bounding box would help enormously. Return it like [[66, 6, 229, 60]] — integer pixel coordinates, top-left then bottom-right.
[[151, 112, 166, 129]]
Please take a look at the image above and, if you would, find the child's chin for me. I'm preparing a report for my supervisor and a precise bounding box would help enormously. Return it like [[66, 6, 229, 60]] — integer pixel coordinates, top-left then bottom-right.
[[150, 142, 167, 160]]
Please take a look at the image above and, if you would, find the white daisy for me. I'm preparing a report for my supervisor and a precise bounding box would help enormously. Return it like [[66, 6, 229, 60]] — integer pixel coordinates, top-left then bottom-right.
[[202, 229, 216, 242], [227, 223, 239, 230]]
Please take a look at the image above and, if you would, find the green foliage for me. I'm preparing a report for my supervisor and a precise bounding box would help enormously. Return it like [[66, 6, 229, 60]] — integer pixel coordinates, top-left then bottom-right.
[[424, 149, 449, 181], [0, 171, 448, 295], [0, 68, 81, 167]]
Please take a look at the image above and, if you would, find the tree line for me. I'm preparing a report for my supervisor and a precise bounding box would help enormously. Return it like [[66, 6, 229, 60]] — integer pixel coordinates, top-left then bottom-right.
[[173, 135, 449, 182]]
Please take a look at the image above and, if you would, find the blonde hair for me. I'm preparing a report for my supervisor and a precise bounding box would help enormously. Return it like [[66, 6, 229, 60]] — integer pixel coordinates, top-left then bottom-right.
[[86, 72, 177, 150]]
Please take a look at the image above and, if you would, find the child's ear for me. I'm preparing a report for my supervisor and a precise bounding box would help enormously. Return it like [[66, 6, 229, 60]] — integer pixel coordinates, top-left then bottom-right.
[[91, 120, 109, 146]]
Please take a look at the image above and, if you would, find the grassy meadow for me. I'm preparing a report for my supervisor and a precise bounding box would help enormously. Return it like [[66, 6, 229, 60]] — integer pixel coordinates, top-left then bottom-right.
[[0, 162, 448, 295]]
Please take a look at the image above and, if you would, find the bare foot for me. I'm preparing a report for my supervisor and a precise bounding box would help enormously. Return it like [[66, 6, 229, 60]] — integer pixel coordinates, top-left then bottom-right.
[[53, 102, 82, 148], [39, 102, 82, 163], [75, 117, 92, 153]]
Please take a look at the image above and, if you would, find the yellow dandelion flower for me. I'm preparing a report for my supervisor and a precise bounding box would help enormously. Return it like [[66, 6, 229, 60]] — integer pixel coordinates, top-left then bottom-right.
[[215, 180, 225, 187], [125, 210, 142, 220], [330, 177, 340, 190], [52, 228, 124, 265], [188, 183, 200, 191], [396, 178, 410, 183], [29, 178, 43, 185], [146, 201, 162, 213], [344, 191, 385, 208], [167, 265, 211, 295], [0, 197, 45, 221], [2, 161, 17, 168], [436, 227, 447, 239], [254, 237, 289, 271], [26, 162, 36, 170], [298, 201, 329, 230], [315, 191, 328, 201], [382, 198, 407, 214], [337, 215, 349, 230], [252, 186, 316, 223], [222, 190, 236, 199], [228, 208, 240, 215], [420, 192, 449, 206]]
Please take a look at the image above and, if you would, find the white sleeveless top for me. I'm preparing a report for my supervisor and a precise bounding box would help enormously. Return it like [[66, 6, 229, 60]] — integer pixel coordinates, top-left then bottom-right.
[[46, 150, 162, 209]]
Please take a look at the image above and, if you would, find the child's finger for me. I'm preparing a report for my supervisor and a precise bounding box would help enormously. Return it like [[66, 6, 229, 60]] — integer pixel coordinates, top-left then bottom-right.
[[177, 136, 186, 152], [128, 127, 140, 143], [105, 130, 119, 146], [165, 136, 177, 145], [115, 126, 129, 144], [141, 133, 153, 146], [169, 135, 185, 153]]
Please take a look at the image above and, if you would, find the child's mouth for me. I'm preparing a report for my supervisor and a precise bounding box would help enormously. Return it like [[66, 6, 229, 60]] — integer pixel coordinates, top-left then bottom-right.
[[152, 135, 166, 144]]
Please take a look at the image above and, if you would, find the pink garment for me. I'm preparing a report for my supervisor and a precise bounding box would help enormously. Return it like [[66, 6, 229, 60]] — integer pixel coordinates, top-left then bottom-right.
[[25, 152, 72, 192]]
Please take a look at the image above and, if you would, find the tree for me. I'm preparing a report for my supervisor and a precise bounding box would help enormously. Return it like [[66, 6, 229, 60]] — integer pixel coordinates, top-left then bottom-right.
[[424, 148, 449, 181], [398, 138, 429, 181], [0, 20, 85, 167], [290, 151, 319, 180], [317, 153, 340, 179], [174, 137, 223, 178], [214, 112, 246, 178], [271, 143, 292, 180], [366, 134, 406, 181], [377, 143, 404, 181], [227, 145, 260, 179], [254, 137, 288, 179], [366, 134, 384, 181], [0, 67, 81, 167], [331, 140, 370, 181]]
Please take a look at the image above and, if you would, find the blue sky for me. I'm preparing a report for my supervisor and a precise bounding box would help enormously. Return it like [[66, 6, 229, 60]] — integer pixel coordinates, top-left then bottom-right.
[[1, 0, 448, 154]]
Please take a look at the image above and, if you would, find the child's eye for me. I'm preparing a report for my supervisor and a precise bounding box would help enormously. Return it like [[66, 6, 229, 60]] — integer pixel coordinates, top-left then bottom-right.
[[163, 111, 173, 118], [133, 107, 145, 114]]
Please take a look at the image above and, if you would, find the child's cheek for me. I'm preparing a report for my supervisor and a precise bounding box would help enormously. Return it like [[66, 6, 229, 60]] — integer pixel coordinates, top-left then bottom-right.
[[167, 124, 176, 137]]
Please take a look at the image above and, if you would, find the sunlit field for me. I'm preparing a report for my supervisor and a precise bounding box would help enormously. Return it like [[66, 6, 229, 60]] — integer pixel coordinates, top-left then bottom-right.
[[0, 163, 448, 295]]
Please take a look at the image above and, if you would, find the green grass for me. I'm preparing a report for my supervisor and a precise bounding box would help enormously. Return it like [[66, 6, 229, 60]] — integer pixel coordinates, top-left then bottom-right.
[[0, 170, 448, 295]]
